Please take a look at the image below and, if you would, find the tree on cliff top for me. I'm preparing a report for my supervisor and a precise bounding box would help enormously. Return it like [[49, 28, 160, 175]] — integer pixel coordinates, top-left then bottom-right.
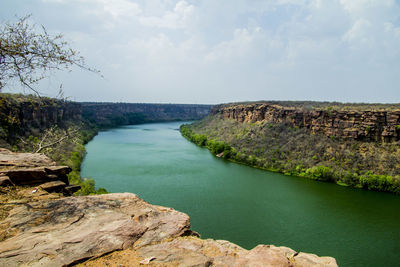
[[0, 15, 100, 95]]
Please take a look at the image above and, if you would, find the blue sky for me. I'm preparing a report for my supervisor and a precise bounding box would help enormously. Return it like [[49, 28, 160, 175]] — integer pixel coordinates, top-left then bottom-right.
[[1, 0, 400, 104]]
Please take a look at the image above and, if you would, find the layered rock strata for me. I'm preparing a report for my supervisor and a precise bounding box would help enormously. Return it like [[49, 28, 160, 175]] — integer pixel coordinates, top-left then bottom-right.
[[0, 95, 81, 142], [0, 148, 78, 195], [212, 103, 400, 142]]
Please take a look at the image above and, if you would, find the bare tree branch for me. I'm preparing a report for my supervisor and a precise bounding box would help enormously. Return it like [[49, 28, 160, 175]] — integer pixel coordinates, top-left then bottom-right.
[[0, 15, 101, 94], [35, 127, 80, 153]]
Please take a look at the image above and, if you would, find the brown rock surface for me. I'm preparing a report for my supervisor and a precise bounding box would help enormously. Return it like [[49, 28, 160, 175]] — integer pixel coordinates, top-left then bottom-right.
[[0, 148, 71, 186], [81, 238, 337, 267], [211, 103, 400, 142], [0, 176, 12, 186], [39, 180, 67, 193], [64, 184, 82, 194], [0, 148, 55, 168], [0, 193, 192, 267], [0, 192, 337, 267]]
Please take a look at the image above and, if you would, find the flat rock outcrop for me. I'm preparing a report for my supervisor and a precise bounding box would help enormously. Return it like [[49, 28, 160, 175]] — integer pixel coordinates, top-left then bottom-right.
[[82, 236, 337, 267], [212, 103, 400, 142], [0, 148, 55, 168], [0, 193, 193, 266], [0, 192, 337, 267], [0, 148, 77, 194]]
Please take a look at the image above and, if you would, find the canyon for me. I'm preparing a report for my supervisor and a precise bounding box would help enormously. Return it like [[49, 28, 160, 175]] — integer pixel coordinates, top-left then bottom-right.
[[0, 94, 212, 145], [4, 95, 400, 265]]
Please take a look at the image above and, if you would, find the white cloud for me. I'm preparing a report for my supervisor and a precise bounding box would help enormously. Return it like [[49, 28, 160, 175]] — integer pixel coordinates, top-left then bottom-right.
[[339, 0, 396, 16], [342, 19, 372, 44], [3, 0, 400, 103], [139, 1, 194, 29], [101, 0, 142, 19]]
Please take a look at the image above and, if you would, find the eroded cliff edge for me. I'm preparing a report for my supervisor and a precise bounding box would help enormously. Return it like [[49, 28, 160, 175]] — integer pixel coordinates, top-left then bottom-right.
[[182, 101, 400, 194], [212, 102, 400, 142], [0, 149, 338, 267]]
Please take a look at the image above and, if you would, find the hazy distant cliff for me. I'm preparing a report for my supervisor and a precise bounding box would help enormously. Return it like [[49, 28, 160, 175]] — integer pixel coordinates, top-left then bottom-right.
[[82, 102, 213, 128], [212, 102, 400, 142]]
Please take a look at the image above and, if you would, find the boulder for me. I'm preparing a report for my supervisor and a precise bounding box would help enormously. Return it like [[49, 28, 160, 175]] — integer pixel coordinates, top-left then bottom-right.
[[44, 166, 72, 176], [0, 176, 12, 187], [64, 184, 82, 195], [39, 180, 67, 193]]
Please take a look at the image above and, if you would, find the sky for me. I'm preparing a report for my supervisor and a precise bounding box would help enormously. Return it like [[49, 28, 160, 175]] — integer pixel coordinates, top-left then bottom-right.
[[1, 0, 400, 104]]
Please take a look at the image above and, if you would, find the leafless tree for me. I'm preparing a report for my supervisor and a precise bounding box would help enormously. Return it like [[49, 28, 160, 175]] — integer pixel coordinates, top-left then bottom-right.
[[35, 126, 80, 153], [0, 15, 100, 95]]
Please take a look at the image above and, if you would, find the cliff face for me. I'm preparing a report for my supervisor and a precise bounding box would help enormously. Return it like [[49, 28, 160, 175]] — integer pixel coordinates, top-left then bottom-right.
[[82, 102, 213, 128], [212, 103, 400, 142], [0, 94, 81, 142], [0, 94, 212, 144]]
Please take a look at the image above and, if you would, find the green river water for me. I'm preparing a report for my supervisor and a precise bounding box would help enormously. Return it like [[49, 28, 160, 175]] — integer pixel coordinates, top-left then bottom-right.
[[81, 121, 400, 267]]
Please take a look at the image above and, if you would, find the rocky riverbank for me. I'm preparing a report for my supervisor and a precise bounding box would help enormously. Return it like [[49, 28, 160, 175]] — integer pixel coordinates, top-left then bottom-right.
[[0, 149, 338, 266], [182, 102, 400, 194]]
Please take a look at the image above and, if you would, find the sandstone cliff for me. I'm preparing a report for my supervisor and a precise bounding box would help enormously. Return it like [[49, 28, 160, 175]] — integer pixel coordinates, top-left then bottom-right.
[[0, 94, 81, 144], [0, 150, 338, 267], [211, 102, 400, 142]]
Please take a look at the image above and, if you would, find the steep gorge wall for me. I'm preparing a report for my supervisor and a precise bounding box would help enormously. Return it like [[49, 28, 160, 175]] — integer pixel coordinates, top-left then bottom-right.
[[0, 94, 213, 142], [0, 94, 81, 142], [211, 103, 400, 142], [82, 102, 213, 127]]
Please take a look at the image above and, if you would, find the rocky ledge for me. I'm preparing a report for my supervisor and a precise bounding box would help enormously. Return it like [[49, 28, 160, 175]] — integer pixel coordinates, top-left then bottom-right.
[[0, 150, 338, 266], [0, 148, 80, 195]]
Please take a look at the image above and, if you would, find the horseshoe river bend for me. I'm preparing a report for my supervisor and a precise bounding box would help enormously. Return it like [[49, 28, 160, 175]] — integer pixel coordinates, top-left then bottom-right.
[[81, 121, 400, 267]]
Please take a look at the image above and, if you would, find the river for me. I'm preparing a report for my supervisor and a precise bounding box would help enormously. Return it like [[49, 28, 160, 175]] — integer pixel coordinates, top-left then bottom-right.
[[81, 121, 400, 267]]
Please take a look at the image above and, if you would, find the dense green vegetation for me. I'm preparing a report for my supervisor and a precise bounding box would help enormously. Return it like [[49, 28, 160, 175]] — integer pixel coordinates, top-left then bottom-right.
[[181, 116, 400, 194]]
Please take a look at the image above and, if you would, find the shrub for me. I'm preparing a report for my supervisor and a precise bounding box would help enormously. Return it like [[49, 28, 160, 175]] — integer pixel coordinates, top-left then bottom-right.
[[359, 172, 395, 192], [305, 166, 334, 181]]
